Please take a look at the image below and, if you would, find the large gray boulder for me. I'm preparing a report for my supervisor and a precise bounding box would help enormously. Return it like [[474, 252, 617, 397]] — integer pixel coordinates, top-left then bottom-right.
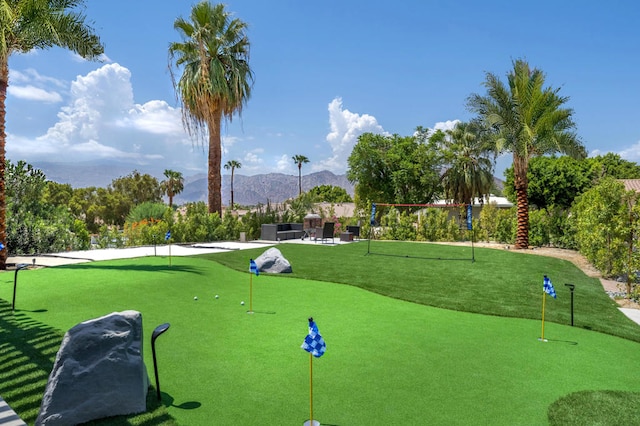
[[36, 311, 149, 426], [255, 247, 292, 273]]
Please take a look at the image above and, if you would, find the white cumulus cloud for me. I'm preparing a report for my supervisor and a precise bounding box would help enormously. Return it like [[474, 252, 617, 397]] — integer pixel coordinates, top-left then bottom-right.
[[433, 119, 460, 133], [314, 97, 388, 174], [7, 63, 200, 172], [8, 85, 62, 102], [614, 142, 640, 162]]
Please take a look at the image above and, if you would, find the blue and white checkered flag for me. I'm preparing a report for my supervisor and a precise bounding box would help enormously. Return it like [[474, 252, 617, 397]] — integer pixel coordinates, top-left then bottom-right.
[[301, 318, 326, 358], [165, 230, 171, 241], [543, 275, 557, 299], [250, 259, 259, 276]]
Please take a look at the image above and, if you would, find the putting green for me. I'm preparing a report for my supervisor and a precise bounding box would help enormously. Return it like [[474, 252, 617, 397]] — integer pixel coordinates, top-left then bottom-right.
[[4, 256, 640, 425]]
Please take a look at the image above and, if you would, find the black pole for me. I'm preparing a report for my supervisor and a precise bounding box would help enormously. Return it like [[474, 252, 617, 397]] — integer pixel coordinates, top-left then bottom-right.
[[471, 229, 475, 263], [565, 283, 575, 326], [151, 323, 171, 401], [12, 269, 18, 312], [12, 264, 29, 312]]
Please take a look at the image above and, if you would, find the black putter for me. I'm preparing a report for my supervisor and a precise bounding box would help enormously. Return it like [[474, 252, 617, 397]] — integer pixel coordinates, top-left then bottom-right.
[[565, 283, 575, 326], [151, 323, 171, 401], [12, 263, 30, 312]]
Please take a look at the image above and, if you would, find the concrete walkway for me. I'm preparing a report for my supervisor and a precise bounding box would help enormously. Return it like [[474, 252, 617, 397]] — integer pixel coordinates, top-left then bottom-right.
[[8, 241, 274, 268], [0, 396, 26, 426], [8, 238, 354, 267], [620, 308, 640, 325]]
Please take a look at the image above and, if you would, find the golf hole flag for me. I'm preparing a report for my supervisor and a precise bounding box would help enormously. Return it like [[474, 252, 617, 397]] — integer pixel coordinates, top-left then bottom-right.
[[250, 259, 259, 276], [543, 275, 557, 298], [540, 275, 557, 341], [302, 318, 326, 358], [165, 230, 171, 241]]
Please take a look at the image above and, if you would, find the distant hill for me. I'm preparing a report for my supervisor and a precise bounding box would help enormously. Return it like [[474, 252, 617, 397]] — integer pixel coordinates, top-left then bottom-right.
[[33, 161, 503, 206], [32, 162, 355, 206], [176, 170, 355, 205]]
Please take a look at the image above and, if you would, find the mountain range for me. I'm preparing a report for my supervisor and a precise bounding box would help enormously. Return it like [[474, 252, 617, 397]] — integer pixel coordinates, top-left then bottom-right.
[[33, 161, 504, 206], [33, 161, 355, 205], [176, 170, 355, 205]]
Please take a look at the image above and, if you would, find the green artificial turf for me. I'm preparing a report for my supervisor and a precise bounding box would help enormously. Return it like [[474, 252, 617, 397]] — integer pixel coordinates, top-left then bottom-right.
[[207, 241, 640, 343], [0, 244, 639, 425]]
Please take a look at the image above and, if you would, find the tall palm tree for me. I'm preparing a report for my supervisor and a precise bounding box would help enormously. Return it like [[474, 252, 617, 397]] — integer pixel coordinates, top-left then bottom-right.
[[468, 59, 585, 249], [292, 154, 309, 196], [224, 159, 241, 209], [161, 169, 184, 207], [0, 0, 103, 269], [440, 121, 495, 208], [169, 2, 253, 215]]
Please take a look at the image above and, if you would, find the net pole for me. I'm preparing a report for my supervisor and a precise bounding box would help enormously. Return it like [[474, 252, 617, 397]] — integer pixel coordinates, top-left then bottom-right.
[[472, 228, 475, 263], [367, 203, 376, 255]]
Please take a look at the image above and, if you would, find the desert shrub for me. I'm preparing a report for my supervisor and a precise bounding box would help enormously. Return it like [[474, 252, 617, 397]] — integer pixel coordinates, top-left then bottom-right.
[[416, 208, 460, 241], [378, 208, 417, 241], [123, 218, 169, 246], [493, 207, 516, 244], [127, 202, 170, 223], [172, 202, 222, 242], [528, 209, 550, 247], [96, 225, 125, 249]]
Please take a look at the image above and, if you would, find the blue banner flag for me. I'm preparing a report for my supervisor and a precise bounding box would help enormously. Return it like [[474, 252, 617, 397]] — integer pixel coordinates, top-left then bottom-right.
[[250, 259, 259, 276], [543, 275, 557, 298], [370, 203, 377, 225], [0, 242, 4, 251], [165, 230, 171, 241], [301, 318, 326, 358], [466, 204, 473, 230]]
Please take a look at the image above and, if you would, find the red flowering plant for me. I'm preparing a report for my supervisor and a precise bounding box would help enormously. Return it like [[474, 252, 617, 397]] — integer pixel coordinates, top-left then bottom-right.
[[332, 215, 342, 236]]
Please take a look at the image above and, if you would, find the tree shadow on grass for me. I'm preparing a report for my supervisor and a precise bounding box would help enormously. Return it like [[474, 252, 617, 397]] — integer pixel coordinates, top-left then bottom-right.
[[57, 263, 207, 275], [0, 301, 178, 426]]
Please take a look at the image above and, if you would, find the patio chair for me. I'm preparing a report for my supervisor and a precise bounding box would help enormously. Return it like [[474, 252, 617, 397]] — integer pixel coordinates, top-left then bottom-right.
[[346, 225, 360, 240], [315, 222, 335, 244]]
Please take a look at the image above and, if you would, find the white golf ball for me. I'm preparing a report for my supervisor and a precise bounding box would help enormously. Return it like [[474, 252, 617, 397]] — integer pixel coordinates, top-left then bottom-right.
[[240, 301, 245, 305], [215, 295, 219, 299], [194, 296, 198, 300]]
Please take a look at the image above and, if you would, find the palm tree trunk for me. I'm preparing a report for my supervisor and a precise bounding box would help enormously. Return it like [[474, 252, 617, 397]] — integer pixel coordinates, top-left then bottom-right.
[[298, 164, 302, 195], [514, 180, 529, 249], [208, 113, 223, 214], [0, 60, 8, 269], [230, 168, 235, 209], [513, 155, 530, 249]]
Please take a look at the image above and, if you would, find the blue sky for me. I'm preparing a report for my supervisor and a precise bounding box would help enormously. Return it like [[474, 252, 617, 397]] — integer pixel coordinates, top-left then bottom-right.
[[6, 0, 640, 181]]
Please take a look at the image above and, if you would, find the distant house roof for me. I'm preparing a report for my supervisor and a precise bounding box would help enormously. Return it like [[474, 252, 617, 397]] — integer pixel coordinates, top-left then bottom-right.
[[432, 195, 513, 208], [620, 179, 640, 192]]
